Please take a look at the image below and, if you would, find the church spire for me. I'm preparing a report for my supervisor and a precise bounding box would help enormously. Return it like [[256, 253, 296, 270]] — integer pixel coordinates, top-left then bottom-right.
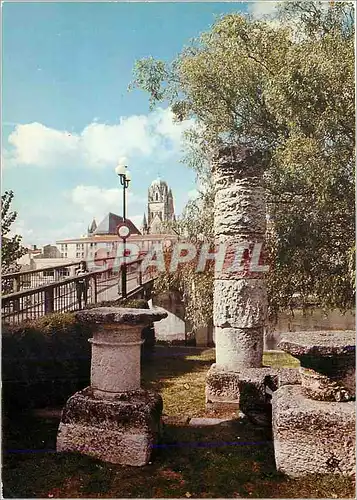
[[141, 213, 148, 234], [88, 217, 97, 235]]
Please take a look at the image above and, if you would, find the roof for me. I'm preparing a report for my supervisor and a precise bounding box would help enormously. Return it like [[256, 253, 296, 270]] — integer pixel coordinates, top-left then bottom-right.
[[88, 218, 97, 233], [93, 212, 141, 236], [150, 177, 168, 189], [56, 233, 178, 244]]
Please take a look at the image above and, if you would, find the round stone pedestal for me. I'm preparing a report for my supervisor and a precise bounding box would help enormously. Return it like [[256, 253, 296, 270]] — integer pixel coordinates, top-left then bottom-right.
[[56, 306, 167, 466], [90, 324, 143, 395]]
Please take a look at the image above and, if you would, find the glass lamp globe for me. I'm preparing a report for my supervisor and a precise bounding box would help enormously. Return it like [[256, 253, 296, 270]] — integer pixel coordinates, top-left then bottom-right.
[[115, 164, 126, 176]]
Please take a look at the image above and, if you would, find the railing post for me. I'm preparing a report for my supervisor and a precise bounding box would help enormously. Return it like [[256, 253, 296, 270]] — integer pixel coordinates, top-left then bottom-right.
[[121, 263, 127, 298], [93, 275, 98, 303], [13, 276, 20, 293], [13, 297, 20, 313], [44, 287, 54, 314]]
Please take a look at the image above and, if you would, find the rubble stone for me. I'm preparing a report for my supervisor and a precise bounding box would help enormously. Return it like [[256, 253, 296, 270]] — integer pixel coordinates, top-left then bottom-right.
[[272, 385, 355, 477], [57, 388, 162, 466], [278, 330, 355, 401], [205, 364, 301, 427]]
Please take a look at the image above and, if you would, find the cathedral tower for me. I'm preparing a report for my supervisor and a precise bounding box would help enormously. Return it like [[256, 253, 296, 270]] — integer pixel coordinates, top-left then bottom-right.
[[144, 178, 175, 234]]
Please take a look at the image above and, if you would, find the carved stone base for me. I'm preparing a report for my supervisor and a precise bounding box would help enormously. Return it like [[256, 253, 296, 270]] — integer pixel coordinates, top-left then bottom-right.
[[205, 363, 300, 426], [272, 385, 356, 477], [57, 387, 163, 466]]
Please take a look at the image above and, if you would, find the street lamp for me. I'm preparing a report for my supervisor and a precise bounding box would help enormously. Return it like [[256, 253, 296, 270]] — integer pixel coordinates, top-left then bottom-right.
[[115, 160, 131, 298]]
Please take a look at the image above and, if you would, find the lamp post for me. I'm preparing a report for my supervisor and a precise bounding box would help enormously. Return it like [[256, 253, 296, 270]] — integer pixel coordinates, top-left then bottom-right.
[[115, 160, 131, 298]]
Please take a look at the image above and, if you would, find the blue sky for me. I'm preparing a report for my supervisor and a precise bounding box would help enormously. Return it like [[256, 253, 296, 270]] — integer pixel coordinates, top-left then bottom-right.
[[2, 1, 273, 245]]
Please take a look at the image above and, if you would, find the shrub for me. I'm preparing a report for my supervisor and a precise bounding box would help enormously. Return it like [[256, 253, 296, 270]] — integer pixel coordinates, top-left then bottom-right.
[[2, 313, 94, 414]]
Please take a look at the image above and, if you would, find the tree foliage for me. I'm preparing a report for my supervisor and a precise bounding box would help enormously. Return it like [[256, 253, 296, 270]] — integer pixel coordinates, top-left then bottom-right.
[[132, 1, 355, 325], [154, 189, 215, 331], [2, 190, 27, 276]]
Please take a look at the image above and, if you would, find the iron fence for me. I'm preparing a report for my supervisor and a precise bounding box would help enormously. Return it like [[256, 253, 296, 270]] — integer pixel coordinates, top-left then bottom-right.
[[1, 257, 124, 295], [1, 258, 153, 325]]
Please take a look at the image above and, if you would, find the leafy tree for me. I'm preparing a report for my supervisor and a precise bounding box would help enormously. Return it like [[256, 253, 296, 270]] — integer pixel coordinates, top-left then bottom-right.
[[132, 0, 355, 325], [1, 190, 27, 277], [154, 189, 215, 331]]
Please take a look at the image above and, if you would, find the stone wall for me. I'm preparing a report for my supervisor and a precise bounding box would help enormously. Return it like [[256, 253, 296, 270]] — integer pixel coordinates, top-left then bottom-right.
[[151, 290, 355, 349], [150, 292, 186, 342], [265, 308, 356, 350]]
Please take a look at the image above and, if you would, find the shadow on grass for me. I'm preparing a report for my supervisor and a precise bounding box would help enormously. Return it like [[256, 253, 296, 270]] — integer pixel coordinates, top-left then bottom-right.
[[2, 412, 354, 499], [141, 346, 215, 393]]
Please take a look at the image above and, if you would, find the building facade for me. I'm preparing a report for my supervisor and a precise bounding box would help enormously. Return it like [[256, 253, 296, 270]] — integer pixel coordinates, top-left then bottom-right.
[[56, 211, 177, 268]]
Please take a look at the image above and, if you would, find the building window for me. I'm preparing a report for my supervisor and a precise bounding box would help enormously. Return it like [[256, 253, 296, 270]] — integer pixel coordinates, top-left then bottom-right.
[[43, 270, 54, 277], [155, 193, 158, 201], [57, 268, 70, 277], [64, 253, 67, 258]]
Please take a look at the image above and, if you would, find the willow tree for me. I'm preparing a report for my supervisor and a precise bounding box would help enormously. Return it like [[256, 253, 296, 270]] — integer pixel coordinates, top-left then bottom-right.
[[132, 0, 355, 325], [2, 191, 27, 293]]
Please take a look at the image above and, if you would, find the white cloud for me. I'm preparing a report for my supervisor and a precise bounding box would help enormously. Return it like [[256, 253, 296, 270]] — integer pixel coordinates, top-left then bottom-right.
[[248, 1, 281, 20], [6, 108, 194, 169], [8, 123, 80, 167], [10, 218, 34, 241], [188, 189, 199, 200], [70, 185, 145, 218], [70, 185, 121, 215]]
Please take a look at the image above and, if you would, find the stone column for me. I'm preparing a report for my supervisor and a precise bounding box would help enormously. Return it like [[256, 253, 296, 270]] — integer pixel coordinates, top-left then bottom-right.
[[273, 330, 355, 477], [213, 146, 267, 370], [57, 307, 167, 466], [206, 146, 269, 415]]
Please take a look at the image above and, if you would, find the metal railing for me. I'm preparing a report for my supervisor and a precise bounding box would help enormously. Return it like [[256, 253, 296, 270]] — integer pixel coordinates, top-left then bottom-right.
[[1, 258, 157, 325], [1, 257, 122, 295]]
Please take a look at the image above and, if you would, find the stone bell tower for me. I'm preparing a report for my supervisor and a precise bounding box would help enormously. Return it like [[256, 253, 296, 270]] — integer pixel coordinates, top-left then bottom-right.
[[144, 178, 175, 234]]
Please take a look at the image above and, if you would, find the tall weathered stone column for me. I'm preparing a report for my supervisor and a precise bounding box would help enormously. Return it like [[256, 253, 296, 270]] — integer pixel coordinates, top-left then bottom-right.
[[213, 146, 267, 370], [206, 146, 270, 417]]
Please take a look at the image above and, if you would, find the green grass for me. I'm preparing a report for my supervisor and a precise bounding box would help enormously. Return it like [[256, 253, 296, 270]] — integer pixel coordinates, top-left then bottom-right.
[[2, 347, 355, 498], [142, 347, 300, 418]]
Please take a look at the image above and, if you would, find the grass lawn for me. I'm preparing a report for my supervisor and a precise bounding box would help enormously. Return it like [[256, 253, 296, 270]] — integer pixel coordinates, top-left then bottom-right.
[[2, 347, 355, 498]]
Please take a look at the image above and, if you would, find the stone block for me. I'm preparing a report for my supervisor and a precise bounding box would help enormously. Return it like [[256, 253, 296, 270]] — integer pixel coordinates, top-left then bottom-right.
[[278, 330, 355, 401], [161, 415, 190, 426], [76, 306, 168, 326], [189, 417, 236, 427], [272, 385, 356, 477], [213, 279, 267, 329], [275, 368, 301, 387], [205, 364, 240, 409], [205, 364, 298, 426], [215, 327, 264, 370], [57, 387, 163, 466]]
